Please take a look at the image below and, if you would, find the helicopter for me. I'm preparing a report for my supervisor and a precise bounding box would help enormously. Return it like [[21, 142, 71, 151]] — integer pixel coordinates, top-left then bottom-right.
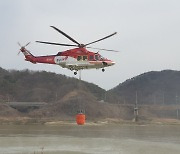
[[18, 26, 118, 75]]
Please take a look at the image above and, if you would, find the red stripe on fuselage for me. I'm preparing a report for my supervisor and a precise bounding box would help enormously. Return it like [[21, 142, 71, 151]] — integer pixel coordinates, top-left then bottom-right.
[[34, 56, 56, 64]]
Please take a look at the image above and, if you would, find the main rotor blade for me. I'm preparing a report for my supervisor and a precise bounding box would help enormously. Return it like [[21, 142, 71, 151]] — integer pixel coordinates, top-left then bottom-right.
[[25, 42, 31, 47], [17, 50, 21, 55], [85, 32, 117, 46], [50, 26, 81, 46], [36, 41, 78, 47], [86, 46, 119, 52]]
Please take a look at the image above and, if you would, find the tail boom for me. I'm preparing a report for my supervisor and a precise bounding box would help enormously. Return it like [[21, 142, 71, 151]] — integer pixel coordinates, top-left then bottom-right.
[[20, 47, 55, 64], [20, 47, 36, 64]]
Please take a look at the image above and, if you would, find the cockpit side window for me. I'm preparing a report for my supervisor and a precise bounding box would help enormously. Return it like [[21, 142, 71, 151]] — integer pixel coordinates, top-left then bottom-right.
[[89, 55, 94, 60], [83, 56, 87, 61], [95, 54, 99, 60], [77, 56, 82, 61]]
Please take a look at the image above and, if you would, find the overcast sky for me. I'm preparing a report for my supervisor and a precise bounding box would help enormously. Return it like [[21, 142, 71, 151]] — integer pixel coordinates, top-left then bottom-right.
[[0, 0, 180, 90]]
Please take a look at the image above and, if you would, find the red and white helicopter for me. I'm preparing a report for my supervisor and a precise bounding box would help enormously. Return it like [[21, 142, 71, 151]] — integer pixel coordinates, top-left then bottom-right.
[[18, 26, 118, 75]]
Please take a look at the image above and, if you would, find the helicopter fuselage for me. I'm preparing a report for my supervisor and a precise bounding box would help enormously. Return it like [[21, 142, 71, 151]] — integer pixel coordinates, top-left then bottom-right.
[[22, 47, 115, 74]]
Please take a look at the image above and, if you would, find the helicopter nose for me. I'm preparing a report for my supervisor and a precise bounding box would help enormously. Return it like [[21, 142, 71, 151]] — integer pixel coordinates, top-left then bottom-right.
[[110, 61, 115, 66]]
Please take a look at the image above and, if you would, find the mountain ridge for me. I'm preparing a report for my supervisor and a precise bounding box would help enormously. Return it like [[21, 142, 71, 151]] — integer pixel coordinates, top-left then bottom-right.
[[1, 67, 180, 121], [108, 70, 180, 105]]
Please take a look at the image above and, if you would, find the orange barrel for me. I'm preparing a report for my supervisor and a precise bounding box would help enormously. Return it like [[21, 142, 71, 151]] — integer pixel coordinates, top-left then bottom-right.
[[76, 113, 85, 125]]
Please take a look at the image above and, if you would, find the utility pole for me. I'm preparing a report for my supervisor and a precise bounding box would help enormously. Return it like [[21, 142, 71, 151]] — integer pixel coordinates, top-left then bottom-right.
[[176, 93, 179, 120], [177, 109, 179, 120], [163, 92, 165, 105], [134, 91, 139, 122]]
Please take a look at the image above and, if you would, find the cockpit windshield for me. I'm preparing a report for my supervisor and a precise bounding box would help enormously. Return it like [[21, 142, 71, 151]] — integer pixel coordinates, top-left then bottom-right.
[[95, 54, 106, 60], [99, 55, 105, 60]]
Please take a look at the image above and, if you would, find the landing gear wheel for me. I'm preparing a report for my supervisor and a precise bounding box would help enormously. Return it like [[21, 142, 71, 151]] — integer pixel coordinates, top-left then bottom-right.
[[74, 72, 77, 75], [102, 68, 105, 72]]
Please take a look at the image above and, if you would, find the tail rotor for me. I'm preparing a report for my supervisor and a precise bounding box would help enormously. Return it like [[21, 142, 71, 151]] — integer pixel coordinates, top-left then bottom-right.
[[17, 42, 21, 47], [17, 42, 31, 55]]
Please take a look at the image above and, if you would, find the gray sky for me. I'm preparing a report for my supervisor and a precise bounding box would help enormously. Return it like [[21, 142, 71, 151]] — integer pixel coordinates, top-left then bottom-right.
[[0, 0, 180, 90]]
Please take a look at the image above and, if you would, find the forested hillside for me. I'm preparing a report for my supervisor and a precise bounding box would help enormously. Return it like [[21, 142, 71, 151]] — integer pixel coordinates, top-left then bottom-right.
[[0, 67, 105, 103], [107, 70, 180, 105]]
